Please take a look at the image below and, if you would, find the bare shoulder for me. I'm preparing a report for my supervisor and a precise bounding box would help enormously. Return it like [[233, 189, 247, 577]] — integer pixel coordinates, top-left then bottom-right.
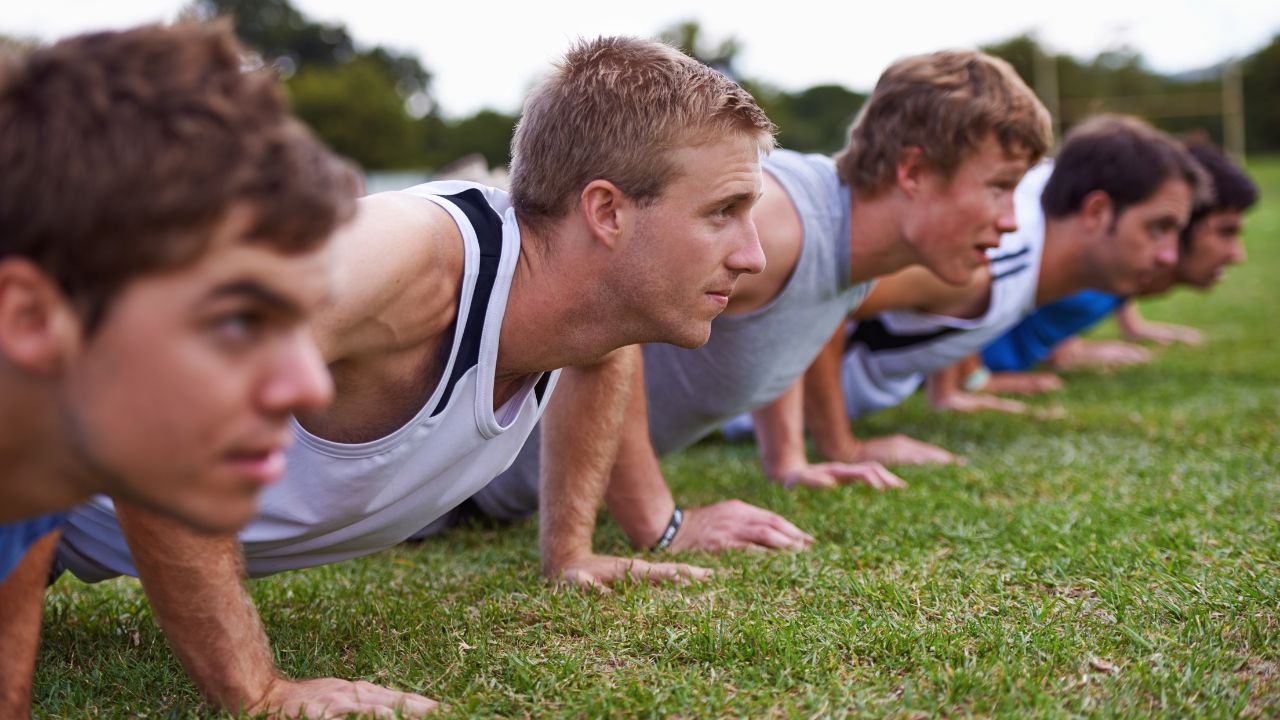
[[317, 191, 465, 361], [727, 171, 802, 314]]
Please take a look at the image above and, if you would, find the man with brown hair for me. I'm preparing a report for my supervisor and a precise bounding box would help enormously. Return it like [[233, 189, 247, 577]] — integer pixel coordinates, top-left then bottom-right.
[[805, 115, 1208, 452], [58, 35, 774, 714], [435, 50, 1052, 570], [0, 22, 362, 715]]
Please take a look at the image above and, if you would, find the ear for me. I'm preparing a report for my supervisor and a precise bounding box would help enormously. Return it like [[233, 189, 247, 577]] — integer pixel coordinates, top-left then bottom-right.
[[0, 259, 81, 375], [579, 179, 628, 249], [894, 146, 930, 197], [1079, 190, 1115, 234]]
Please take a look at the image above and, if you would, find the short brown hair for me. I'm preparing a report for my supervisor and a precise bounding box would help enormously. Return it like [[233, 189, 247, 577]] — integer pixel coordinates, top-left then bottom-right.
[[1041, 115, 1211, 221], [0, 22, 358, 332], [508, 36, 775, 235], [836, 50, 1052, 196]]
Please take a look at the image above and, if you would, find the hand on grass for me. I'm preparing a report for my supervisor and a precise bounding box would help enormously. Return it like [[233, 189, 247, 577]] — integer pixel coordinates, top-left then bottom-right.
[[843, 434, 960, 466], [933, 391, 1028, 415], [1123, 320, 1203, 346], [984, 371, 1064, 396], [1050, 339, 1151, 371], [252, 677, 438, 718], [551, 554, 712, 592], [668, 500, 814, 553], [774, 461, 907, 491]]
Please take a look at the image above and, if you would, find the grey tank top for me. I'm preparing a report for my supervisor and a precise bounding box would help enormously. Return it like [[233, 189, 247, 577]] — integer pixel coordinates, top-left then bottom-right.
[[643, 149, 871, 454]]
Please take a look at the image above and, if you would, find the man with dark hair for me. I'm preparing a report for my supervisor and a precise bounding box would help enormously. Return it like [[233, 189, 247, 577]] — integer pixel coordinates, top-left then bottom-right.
[[57, 35, 775, 714], [976, 138, 1258, 383], [0, 22, 363, 715], [799, 115, 1208, 456]]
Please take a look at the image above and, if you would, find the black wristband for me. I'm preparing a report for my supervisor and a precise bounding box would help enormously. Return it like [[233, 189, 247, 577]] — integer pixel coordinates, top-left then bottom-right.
[[651, 506, 684, 551]]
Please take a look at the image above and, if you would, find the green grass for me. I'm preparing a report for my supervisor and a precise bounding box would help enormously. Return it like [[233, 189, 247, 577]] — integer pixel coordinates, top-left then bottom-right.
[[34, 159, 1280, 718]]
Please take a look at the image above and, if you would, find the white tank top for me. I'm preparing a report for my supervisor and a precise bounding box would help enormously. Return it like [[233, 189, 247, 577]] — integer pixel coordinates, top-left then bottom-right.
[[58, 181, 559, 579], [841, 162, 1052, 418]]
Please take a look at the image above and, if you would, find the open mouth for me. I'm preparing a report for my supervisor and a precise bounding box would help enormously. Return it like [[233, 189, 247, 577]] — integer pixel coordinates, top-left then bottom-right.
[[224, 447, 288, 486]]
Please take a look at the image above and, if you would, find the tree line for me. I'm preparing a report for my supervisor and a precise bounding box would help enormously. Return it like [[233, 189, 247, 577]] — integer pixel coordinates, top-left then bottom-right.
[[24, 0, 1280, 171]]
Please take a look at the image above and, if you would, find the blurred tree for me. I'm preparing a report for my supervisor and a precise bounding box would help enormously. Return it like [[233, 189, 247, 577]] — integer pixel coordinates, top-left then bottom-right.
[[659, 20, 742, 77], [771, 84, 865, 154], [192, 0, 354, 67], [191, 0, 435, 170], [421, 109, 518, 170], [288, 55, 424, 169], [1243, 34, 1280, 152]]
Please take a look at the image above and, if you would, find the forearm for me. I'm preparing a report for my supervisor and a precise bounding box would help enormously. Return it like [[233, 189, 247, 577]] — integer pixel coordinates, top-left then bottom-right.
[[0, 529, 59, 715], [925, 362, 965, 410], [603, 352, 676, 549], [1114, 300, 1145, 339], [753, 375, 810, 481], [117, 502, 278, 712], [539, 345, 638, 577], [802, 325, 860, 462]]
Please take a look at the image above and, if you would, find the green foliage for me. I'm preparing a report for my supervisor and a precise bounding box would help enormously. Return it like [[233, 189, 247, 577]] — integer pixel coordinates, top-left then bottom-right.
[[286, 55, 424, 170], [196, 0, 435, 171], [421, 110, 519, 171], [768, 84, 866, 154], [1244, 34, 1280, 153], [194, 0, 355, 67], [32, 159, 1280, 717]]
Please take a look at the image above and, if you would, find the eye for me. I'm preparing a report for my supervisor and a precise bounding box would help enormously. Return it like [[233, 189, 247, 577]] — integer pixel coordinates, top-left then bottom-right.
[[212, 309, 266, 347]]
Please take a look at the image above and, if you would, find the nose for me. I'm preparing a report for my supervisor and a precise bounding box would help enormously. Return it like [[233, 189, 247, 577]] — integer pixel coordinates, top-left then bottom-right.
[[1229, 238, 1247, 265], [995, 192, 1018, 234], [261, 331, 335, 414], [729, 218, 767, 276], [1155, 232, 1179, 268]]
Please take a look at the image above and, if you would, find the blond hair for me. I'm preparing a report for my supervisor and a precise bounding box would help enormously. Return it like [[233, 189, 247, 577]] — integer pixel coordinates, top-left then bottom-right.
[[509, 36, 774, 235], [836, 50, 1052, 196]]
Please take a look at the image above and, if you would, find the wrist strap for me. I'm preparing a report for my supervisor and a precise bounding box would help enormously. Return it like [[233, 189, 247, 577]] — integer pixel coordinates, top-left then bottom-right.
[[963, 366, 991, 392], [651, 506, 684, 551]]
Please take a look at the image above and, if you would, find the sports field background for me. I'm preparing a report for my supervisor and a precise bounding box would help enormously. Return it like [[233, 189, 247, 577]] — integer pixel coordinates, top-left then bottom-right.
[[35, 160, 1280, 718]]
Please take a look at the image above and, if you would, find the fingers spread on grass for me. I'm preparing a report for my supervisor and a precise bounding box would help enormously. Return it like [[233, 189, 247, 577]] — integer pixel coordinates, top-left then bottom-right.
[[825, 461, 907, 491], [260, 678, 439, 719], [674, 501, 814, 552]]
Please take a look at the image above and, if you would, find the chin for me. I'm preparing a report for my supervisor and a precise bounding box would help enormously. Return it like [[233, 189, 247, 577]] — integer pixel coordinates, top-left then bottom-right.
[[144, 492, 259, 535], [666, 323, 713, 350]]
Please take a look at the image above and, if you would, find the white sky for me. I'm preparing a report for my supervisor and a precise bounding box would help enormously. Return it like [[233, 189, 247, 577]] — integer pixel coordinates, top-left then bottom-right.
[[7, 0, 1280, 118]]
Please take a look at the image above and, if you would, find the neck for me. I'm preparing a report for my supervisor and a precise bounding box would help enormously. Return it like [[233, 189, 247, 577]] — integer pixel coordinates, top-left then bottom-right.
[[495, 219, 628, 382], [1034, 218, 1095, 305], [847, 190, 921, 282], [0, 375, 91, 523]]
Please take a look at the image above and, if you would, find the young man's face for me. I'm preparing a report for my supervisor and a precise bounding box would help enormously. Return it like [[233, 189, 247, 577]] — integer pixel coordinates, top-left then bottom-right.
[[1176, 209, 1248, 289], [1096, 177, 1192, 296], [615, 135, 767, 348], [904, 134, 1030, 285], [61, 206, 336, 533]]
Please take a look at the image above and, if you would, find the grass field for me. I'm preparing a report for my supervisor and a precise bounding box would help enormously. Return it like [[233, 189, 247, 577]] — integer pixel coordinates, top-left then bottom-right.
[[35, 159, 1280, 718]]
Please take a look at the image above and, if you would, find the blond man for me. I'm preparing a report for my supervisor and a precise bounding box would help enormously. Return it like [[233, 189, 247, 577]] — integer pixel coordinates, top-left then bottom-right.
[[57, 36, 774, 715], [436, 50, 1052, 571]]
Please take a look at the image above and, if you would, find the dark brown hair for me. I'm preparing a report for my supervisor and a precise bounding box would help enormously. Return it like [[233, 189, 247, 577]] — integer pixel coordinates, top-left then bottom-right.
[[1041, 115, 1210, 221], [0, 21, 358, 332]]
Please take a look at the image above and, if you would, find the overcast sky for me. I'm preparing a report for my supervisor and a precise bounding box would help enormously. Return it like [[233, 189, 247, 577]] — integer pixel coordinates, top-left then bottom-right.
[[8, 1, 1280, 118]]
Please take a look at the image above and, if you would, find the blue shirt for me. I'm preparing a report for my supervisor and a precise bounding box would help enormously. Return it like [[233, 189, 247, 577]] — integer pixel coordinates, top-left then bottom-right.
[[1, 513, 67, 582], [981, 290, 1125, 371]]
